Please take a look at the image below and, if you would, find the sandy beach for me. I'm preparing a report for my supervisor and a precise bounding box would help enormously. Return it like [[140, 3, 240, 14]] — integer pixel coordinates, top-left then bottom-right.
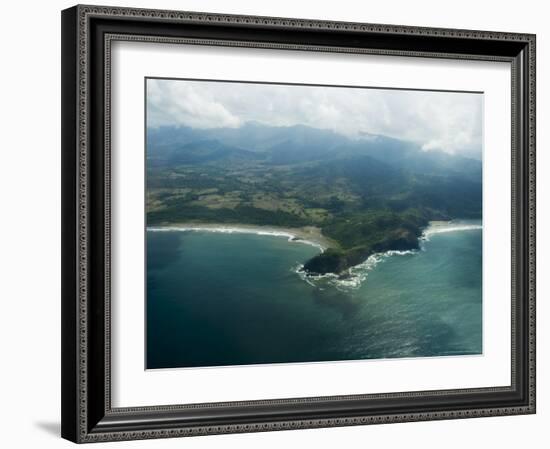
[[428, 220, 453, 227], [146, 222, 338, 251]]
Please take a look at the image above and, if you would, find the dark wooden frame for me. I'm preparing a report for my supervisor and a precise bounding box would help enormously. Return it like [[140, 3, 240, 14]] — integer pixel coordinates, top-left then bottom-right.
[[61, 4, 536, 443]]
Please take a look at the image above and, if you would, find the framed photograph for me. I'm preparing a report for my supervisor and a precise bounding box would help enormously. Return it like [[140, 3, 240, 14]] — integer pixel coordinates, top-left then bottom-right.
[[61, 4, 536, 443]]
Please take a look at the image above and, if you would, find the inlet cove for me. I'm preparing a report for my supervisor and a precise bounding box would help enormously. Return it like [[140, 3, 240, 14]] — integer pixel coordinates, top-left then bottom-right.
[[146, 221, 482, 369]]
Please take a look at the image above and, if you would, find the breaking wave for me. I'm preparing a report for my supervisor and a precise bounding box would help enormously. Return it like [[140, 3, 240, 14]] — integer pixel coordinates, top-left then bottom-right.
[[421, 222, 483, 242], [147, 225, 326, 251], [295, 249, 415, 292]]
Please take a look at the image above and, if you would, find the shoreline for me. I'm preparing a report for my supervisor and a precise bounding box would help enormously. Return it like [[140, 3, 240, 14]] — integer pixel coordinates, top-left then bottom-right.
[[424, 219, 482, 237], [147, 222, 337, 251], [147, 219, 482, 283]]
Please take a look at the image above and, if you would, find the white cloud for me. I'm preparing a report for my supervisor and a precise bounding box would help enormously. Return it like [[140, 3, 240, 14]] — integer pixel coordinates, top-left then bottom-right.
[[147, 79, 241, 129], [147, 78, 483, 157]]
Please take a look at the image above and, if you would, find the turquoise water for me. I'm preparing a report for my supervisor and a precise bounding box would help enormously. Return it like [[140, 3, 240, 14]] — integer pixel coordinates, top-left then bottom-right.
[[146, 223, 482, 369]]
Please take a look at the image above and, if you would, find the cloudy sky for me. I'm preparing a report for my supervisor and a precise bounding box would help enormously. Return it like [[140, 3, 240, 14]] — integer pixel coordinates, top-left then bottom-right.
[[147, 78, 483, 158]]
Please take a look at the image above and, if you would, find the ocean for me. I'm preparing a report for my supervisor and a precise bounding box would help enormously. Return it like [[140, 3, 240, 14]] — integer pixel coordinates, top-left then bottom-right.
[[146, 221, 482, 369]]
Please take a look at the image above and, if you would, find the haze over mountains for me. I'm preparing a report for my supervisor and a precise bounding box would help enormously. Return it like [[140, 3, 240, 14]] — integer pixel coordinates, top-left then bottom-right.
[[148, 121, 481, 168]]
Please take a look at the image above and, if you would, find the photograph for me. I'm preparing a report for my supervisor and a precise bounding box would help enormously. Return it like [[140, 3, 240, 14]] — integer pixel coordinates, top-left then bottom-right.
[[145, 78, 484, 369], [57, 3, 536, 444]]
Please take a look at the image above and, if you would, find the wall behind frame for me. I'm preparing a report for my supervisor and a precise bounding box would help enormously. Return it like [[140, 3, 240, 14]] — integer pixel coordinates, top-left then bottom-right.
[[0, 0, 545, 448]]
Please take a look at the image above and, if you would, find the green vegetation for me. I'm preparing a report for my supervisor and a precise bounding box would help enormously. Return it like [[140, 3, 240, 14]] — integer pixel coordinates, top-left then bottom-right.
[[303, 209, 431, 274], [146, 123, 482, 274]]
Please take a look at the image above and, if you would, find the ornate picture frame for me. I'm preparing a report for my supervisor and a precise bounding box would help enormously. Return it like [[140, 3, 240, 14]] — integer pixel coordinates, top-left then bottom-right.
[[61, 4, 536, 443]]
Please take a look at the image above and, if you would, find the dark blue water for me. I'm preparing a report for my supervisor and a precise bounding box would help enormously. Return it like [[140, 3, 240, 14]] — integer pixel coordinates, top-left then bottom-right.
[[146, 225, 482, 369]]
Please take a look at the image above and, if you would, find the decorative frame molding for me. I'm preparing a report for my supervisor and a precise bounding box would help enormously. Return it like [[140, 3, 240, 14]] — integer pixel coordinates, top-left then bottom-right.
[[61, 4, 536, 443]]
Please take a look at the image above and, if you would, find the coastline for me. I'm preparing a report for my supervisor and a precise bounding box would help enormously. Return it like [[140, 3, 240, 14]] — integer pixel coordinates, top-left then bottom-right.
[[146, 222, 337, 251], [424, 219, 482, 237], [147, 219, 482, 277]]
